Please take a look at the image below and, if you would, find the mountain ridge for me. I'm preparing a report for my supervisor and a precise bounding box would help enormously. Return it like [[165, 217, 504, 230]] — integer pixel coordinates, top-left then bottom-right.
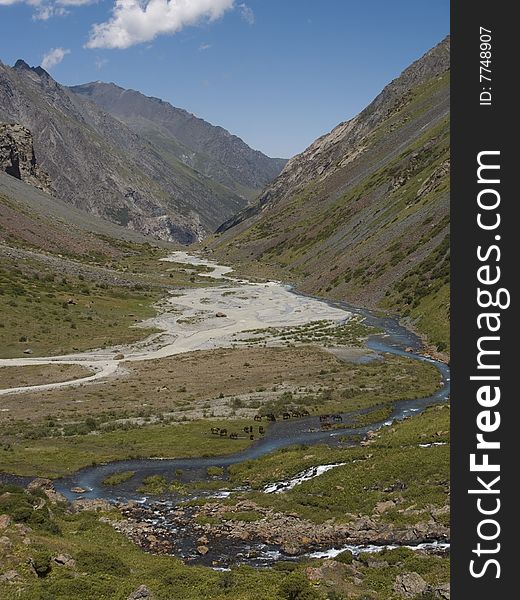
[[70, 80, 287, 201], [0, 60, 284, 243], [212, 36, 450, 351]]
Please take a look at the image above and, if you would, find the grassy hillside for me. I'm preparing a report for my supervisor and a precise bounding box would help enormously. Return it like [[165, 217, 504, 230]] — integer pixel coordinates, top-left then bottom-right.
[[0, 174, 217, 358], [213, 39, 450, 353], [0, 406, 449, 600]]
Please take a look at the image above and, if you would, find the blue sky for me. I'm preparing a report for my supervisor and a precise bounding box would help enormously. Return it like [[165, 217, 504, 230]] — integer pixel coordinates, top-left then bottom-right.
[[0, 1, 449, 158]]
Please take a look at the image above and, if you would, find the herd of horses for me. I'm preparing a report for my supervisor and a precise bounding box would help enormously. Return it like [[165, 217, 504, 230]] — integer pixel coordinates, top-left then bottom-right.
[[210, 411, 344, 440]]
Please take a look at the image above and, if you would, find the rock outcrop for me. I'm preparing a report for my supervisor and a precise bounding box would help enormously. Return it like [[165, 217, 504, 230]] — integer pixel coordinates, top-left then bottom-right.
[[0, 123, 51, 193]]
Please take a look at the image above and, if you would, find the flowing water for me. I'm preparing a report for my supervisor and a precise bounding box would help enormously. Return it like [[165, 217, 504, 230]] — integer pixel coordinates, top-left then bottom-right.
[[45, 253, 450, 567]]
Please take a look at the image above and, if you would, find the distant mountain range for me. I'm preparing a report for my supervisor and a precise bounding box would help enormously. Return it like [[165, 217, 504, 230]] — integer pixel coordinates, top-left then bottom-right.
[[213, 37, 450, 350], [70, 81, 286, 200], [0, 60, 286, 243]]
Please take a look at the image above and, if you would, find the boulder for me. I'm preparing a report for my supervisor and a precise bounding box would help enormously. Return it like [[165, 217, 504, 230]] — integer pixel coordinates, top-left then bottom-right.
[[0, 514, 11, 529], [27, 478, 68, 504], [0, 569, 20, 583], [374, 500, 396, 514], [430, 583, 450, 599], [196, 545, 209, 555], [127, 585, 155, 600], [53, 553, 76, 569], [70, 486, 88, 494], [0, 536, 12, 552], [71, 498, 111, 513], [114, 353, 125, 360], [14, 523, 32, 535], [215, 312, 227, 318], [394, 572, 428, 598]]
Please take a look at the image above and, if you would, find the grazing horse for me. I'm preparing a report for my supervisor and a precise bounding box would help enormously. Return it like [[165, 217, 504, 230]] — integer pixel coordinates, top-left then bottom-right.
[[254, 415, 262, 422], [210, 427, 220, 435], [219, 429, 228, 437], [249, 434, 255, 440], [266, 413, 277, 422], [291, 411, 302, 418], [282, 412, 291, 420], [259, 426, 265, 435], [243, 426, 250, 433], [229, 433, 238, 440], [319, 414, 330, 422], [332, 414, 343, 422]]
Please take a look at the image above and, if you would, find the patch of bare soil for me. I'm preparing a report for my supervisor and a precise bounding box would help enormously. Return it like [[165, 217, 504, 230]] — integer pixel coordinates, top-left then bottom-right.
[[0, 363, 93, 388]]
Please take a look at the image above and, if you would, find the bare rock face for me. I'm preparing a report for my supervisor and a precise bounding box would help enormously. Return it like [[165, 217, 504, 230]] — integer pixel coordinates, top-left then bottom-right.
[[0, 123, 52, 193], [0, 60, 283, 243]]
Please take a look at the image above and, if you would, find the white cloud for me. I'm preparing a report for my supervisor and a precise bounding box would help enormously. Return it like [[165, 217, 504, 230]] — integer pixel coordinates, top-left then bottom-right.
[[238, 3, 254, 25], [57, 0, 96, 5], [32, 4, 68, 20], [95, 57, 108, 69], [86, 0, 235, 49], [41, 47, 70, 69], [198, 42, 211, 51], [0, 0, 94, 16]]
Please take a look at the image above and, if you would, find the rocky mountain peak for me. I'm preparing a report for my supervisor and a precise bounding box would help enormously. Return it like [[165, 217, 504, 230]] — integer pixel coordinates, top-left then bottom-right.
[[13, 59, 31, 71], [0, 123, 52, 194]]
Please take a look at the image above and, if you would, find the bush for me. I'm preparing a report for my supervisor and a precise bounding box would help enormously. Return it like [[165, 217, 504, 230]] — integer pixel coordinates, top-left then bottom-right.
[[75, 550, 130, 577], [30, 550, 52, 577], [279, 572, 320, 600], [207, 466, 224, 477], [336, 549, 354, 564]]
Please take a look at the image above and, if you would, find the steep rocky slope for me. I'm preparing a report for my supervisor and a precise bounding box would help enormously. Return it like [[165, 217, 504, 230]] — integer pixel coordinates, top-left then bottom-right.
[[0, 123, 51, 194], [70, 81, 286, 200], [0, 171, 170, 257], [213, 37, 450, 350], [0, 60, 263, 243]]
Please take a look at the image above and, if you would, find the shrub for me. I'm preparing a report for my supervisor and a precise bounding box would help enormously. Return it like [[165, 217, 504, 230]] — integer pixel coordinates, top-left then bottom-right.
[[75, 550, 130, 576], [30, 550, 52, 577], [207, 466, 224, 477], [279, 572, 320, 600], [336, 549, 354, 564]]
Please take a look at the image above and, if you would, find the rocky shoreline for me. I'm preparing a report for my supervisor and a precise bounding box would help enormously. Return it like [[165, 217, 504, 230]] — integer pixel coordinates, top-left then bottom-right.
[[102, 497, 450, 568]]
